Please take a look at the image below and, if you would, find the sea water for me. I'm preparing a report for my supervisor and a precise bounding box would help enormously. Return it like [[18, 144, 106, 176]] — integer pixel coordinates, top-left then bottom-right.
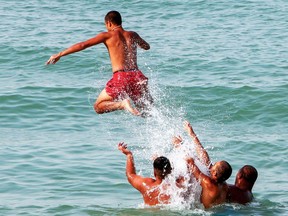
[[1, 0, 288, 215]]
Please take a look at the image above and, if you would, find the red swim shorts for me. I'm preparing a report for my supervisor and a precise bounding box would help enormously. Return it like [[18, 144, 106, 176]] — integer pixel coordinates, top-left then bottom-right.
[[105, 70, 148, 102]]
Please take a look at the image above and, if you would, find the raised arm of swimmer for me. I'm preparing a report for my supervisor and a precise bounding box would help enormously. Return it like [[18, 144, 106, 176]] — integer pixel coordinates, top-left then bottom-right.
[[118, 142, 141, 189], [118, 142, 172, 205], [186, 157, 208, 183], [184, 121, 211, 168], [118, 142, 155, 194]]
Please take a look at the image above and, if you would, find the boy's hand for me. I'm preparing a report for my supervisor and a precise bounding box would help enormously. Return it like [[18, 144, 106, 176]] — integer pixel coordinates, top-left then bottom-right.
[[46, 53, 61, 65]]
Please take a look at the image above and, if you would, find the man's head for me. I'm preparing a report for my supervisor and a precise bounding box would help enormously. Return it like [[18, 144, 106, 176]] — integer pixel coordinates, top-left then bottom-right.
[[210, 160, 232, 183], [153, 156, 172, 179], [105, 11, 122, 26], [235, 165, 258, 191]]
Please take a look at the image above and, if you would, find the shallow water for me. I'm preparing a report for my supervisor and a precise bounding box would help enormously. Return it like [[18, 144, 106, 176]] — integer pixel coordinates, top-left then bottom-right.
[[1, 0, 288, 215]]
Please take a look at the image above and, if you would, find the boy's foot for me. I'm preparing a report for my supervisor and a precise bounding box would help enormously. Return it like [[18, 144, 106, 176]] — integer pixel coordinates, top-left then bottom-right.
[[122, 99, 141, 116]]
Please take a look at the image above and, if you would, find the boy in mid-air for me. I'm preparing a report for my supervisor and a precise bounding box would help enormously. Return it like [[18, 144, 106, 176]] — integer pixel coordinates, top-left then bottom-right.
[[46, 11, 153, 116]]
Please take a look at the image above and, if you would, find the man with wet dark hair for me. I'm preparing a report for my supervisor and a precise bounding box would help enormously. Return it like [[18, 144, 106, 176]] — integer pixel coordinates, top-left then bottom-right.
[[175, 121, 257, 207], [47, 11, 153, 116], [153, 156, 172, 179], [227, 165, 258, 204], [118, 142, 172, 206]]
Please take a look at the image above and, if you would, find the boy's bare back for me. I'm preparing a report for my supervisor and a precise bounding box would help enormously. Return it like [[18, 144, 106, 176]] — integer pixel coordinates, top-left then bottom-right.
[[104, 29, 150, 72]]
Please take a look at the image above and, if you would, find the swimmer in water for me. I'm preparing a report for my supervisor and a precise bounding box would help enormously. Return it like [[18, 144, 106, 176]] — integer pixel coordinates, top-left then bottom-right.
[[174, 121, 232, 208], [180, 121, 258, 206], [186, 158, 232, 208], [227, 165, 258, 204], [118, 142, 172, 206], [46, 11, 153, 116]]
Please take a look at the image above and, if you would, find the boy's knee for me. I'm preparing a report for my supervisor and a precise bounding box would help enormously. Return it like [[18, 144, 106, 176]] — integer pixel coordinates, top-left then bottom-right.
[[94, 102, 103, 114]]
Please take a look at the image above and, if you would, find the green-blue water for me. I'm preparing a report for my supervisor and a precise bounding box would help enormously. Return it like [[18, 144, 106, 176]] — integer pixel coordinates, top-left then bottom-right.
[[1, 0, 288, 215]]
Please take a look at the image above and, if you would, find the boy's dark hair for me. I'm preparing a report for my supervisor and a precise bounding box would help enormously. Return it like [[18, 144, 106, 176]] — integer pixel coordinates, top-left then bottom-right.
[[153, 156, 172, 178], [105, 11, 122, 25]]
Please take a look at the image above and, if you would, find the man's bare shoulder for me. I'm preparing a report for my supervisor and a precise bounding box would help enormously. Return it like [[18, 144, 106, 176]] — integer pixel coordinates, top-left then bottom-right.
[[229, 184, 249, 196], [141, 177, 156, 184], [200, 174, 214, 188], [96, 31, 111, 38], [228, 184, 252, 204], [86, 31, 111, 44], [123, 30, 139, 38], [124, 29, 137, 34], [132, 176, 155, 185], [134, 177, 157, 192]]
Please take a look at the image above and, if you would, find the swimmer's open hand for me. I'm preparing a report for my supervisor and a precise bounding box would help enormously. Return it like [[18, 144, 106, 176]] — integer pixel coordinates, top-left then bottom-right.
[[118, 142, 132, 155], [46, 53, 61, 65], [172, 135, 183, 148], [186, 157, 195, 165]]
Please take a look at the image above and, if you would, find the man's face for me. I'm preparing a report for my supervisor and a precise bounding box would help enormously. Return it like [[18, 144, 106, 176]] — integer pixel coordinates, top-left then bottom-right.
[[235, 171, 243, 186], [105, 21, 114, 31], [105, 21, 109, 30], [210, 163, 219, 180]]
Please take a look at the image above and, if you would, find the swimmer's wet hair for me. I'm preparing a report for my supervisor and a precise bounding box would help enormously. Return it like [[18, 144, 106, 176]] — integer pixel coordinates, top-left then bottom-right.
[[105, 11, 122, 25], [217, 161, 232, 183], [153, 156, 172, 177], [240, 165, 258, 184]]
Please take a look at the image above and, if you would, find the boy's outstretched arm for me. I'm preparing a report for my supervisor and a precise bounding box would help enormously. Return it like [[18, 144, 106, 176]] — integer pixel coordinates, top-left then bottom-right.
[[184, 121, 212, 168], [46, 33, 108, 65]]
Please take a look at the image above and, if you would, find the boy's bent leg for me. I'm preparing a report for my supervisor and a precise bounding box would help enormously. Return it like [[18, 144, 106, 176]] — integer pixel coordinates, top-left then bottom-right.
[[94, 89, 141, 116]]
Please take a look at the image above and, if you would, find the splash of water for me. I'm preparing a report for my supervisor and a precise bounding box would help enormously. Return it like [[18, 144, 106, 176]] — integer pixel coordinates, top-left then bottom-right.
[[131, 80, 211, 210]]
